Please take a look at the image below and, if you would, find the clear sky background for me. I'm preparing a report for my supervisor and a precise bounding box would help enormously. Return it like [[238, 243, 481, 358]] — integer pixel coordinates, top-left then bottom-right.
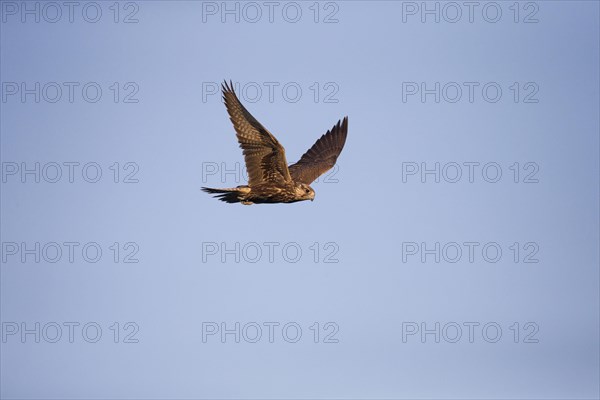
[[1, 1, 599, 399]]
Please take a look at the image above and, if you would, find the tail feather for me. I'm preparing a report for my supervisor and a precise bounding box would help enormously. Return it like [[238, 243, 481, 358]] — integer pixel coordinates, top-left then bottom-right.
[[201, 187, 242, 203]]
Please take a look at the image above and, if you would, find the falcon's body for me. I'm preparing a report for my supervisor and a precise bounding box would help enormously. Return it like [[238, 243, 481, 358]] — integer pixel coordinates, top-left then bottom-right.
[[202, 81, 348, 205], [202, 182, 314, 204]]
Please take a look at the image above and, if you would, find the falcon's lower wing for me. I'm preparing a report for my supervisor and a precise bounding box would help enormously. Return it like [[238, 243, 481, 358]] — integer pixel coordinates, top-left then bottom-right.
[[289, 117, 348, 185]]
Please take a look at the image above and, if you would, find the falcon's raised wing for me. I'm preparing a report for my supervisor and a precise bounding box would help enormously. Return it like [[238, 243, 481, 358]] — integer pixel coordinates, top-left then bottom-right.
[[221, 81, 292, 186], [289, 117, 348, 185]]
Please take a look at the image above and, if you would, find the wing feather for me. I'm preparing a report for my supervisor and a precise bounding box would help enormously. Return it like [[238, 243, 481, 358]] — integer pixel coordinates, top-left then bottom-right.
[[221, 81, 291, 186], [288, 117, 348, 185]]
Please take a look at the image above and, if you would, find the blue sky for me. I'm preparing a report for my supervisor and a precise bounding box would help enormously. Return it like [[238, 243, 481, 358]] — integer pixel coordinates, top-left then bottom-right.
[[1, 1, 599, 398]]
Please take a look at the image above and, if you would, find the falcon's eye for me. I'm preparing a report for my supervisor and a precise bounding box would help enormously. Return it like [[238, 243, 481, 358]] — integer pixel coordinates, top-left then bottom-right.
[[305, 189, 310, 193]]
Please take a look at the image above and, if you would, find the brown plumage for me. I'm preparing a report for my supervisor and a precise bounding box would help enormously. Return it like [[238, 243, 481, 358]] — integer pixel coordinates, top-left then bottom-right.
[[202, 80, 348, 205]]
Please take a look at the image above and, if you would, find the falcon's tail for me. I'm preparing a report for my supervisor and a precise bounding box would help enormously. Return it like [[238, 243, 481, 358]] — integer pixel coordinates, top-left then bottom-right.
[[201, 187, 242, 203]]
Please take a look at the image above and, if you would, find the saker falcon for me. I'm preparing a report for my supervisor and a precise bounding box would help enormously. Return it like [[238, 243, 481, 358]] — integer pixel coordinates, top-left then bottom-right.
[[202, 81, 348, 205]]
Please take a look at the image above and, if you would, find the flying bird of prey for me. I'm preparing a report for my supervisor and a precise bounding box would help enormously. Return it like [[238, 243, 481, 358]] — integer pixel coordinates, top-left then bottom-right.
[[202, 81, 348, 205]]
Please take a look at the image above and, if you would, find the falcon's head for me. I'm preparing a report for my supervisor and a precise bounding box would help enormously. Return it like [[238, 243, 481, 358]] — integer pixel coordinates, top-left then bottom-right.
[[295, 182, 315, 202]]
